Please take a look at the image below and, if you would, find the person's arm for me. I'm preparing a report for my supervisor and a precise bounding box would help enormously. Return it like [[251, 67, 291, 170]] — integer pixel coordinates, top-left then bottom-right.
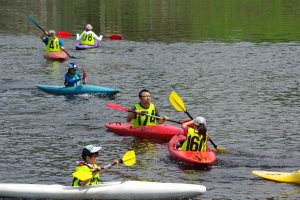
[[76, 33, 82, 42], [181, 120, 194, 129], [155, 107, 169, 124], [92, 32, 102, 41], [127, 106, 139, 122], [64, 74, 81, 85], [97, 160, 119, 174], [58, 39, 65, 50], [40, 32, 48, 42], [80, 159, 119, 185]]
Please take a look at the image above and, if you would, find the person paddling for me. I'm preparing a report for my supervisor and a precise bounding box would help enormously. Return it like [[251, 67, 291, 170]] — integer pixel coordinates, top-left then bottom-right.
[[72, 145, 119, 186], [127, 89, 169, 128], [64, 62, 86, 87], [40, 30, 65, 53], [76, 24, 102, 45], [180, 116, 209, 151]]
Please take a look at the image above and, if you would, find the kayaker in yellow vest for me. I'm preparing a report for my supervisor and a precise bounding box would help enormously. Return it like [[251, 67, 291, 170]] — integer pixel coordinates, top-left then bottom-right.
[[40, 30, 65, 53], [72, 145, 119, 186], [76, 24, 102, 45], [180, 117, 208, 151], [127, 89, 169, 128]]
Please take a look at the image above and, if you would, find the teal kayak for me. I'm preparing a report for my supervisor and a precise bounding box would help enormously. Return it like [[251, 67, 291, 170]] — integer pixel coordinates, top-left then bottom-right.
[[36, 84, 119, 95]]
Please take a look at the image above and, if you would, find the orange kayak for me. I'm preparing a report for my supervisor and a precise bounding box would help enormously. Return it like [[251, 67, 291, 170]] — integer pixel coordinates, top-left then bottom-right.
[[43, 51, 68, 61]]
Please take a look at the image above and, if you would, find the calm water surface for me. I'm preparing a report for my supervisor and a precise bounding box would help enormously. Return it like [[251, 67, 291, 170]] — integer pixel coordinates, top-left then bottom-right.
[[0, 1, 300, 199]]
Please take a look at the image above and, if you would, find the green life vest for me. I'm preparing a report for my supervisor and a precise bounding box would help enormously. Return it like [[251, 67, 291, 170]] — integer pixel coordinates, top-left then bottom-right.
[[72, 163, 100, 186], [181, 128, 208, 151], [132, 103, 156, 128], [64, 72, 81, 87], [46, 37, 60, 53], [81, 31, 95, 45]]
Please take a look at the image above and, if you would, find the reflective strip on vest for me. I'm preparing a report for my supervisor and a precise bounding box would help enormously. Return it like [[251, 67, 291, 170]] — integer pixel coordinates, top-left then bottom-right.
[[46, 37, 60, 53], [181, 128, 207, 151], [132, 103, 156, 128]]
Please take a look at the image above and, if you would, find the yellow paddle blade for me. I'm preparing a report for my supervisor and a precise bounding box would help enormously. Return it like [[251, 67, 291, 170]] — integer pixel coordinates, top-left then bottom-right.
[[72, 170, 92, 181], [169, 91, 186, 112], [215, 147, 228, 153], [122, 150, 136, 166]]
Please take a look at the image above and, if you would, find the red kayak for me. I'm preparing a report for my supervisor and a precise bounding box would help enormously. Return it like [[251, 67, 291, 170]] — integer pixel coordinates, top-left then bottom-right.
[[43, 51, 68, 61], [105, 122, 183, 140], [168, 134, 217, 166]]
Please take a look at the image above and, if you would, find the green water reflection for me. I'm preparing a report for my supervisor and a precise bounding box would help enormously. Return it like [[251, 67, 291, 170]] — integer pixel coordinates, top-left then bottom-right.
[[1, 0, 300, 43]]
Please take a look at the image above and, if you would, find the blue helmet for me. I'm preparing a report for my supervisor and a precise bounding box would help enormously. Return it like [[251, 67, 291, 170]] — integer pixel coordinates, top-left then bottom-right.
[[68, 62, 78, 70]]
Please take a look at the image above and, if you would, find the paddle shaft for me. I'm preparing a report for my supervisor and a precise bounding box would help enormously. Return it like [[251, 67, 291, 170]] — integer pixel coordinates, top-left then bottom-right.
[[28, 15, 76, 59], [63, 34, 113, 38], [106, 103, 180, 124], [129, 110, 180, 124], [183, 110, 218, 149]]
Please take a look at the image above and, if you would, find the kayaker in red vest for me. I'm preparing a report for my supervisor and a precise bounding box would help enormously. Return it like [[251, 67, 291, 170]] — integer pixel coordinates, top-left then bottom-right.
[[64, 62, 86, 87], [40, 30, 65, 53], [127, 89, 169, 128], [76, 24, 102, 45], [72, 145, 119, 186], [180, 117, 209, 151]]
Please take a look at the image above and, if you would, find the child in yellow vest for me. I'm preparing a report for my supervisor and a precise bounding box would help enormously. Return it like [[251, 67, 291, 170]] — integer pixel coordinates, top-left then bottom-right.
[[76, 24, 102, 45], [40, 30, 65, 53], [72, 145, 119, 186], [180, 116, 208, 151]]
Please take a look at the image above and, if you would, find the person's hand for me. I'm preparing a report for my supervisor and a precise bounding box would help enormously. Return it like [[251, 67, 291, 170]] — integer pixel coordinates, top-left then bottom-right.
[[112, 159, 119, 165], [93, 167, 102, 175], [134, 110, 141, 114], [162, 116, 169, 121]]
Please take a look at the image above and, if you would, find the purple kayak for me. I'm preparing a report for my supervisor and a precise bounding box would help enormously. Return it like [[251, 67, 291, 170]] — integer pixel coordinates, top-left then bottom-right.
[[75, 39, 100, 50]]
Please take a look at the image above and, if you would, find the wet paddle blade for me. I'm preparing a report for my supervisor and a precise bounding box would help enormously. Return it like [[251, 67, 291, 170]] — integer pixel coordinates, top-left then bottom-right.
[[107, 34, 122, 40], [121, 150, 136, 166], [72, 170, 92, 181], [28, 15, 45, 33], [82, 68, 87, 78], [106, 103, 130, 112], [58, 31, 74, 38], [215, 147, 228, 153], [169, 91, 186, 112]]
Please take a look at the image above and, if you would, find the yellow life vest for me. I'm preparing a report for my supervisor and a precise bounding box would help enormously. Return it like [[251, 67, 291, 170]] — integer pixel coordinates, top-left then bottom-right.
[[72, 163, 100, 186], [81, 31, 95, 45], [46, 37, 60, 53], [181, 128, 208, 151], [132, 103, 156, 128]]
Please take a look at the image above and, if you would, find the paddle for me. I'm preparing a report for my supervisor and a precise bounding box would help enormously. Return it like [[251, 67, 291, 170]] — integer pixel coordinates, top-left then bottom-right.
[[73, 150, 135, 181], [106, 102, 181, 124], [28, 15, 76, 59], [82, 68, 87, 78], [169, 91, 227, 153], [58, 31, 123, 40]]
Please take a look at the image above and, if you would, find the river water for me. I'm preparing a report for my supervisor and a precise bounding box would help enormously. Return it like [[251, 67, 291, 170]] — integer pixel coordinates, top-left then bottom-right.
[[0, 0, 300, 199]]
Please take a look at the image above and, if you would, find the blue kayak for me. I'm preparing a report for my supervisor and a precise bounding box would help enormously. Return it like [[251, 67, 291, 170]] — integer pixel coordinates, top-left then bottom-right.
[[35, 84, 119, 95]]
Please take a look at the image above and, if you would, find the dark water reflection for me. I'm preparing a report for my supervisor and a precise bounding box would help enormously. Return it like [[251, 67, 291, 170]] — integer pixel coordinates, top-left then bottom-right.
[[0, 0, 300, 199]]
